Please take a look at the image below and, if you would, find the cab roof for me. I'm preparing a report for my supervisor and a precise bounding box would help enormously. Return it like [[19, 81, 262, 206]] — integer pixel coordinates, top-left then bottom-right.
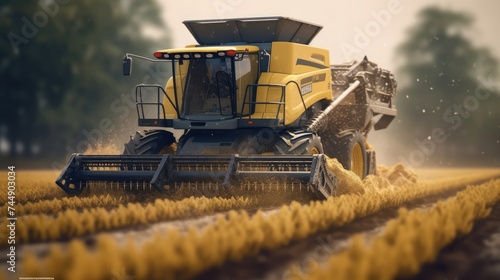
[[183, 16, 323, 46]]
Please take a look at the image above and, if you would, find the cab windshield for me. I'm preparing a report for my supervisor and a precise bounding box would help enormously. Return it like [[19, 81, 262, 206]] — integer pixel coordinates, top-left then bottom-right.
[[173, 54, 258, 120]]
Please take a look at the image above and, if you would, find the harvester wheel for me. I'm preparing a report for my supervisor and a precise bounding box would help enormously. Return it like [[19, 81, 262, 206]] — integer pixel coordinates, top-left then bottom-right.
[[123, 130, 176, 155], [275, 130, 323, 155], [332, 130, 367, 179]]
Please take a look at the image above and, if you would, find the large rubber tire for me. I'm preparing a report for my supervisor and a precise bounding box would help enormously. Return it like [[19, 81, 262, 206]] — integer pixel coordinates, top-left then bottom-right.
[[123, 130, 176, 155], [332, 130, 368, 179], [275, 130, 323, 155]]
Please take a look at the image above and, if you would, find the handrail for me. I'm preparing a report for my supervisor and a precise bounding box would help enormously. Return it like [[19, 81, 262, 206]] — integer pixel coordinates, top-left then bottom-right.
[[241, 81, 309, 124], [135, 84, 179, 121], [241, 83, 287, 122], [134, 81, 309, 125], [285, 80, 308, 112]]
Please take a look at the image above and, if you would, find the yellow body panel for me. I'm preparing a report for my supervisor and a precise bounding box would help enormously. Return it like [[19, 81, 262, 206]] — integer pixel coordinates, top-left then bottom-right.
[[164, 60, 190, 118], [269, 42, 330, 74], [250, 70, 332, 125], [250, 42, 332, 125], [164, 77, 179, 119]]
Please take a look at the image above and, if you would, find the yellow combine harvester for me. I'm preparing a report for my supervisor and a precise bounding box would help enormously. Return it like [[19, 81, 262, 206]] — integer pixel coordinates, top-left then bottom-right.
[[56, 17, 397, 199]]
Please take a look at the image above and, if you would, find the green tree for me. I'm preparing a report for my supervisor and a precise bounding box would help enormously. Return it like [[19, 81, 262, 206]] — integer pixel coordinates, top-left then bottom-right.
[[393, 7, 500, 167], [0, 0, 170, 161]]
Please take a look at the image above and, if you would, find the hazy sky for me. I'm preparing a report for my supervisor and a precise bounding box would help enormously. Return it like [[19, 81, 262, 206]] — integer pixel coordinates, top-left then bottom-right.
[[159, 0, 500, 70]]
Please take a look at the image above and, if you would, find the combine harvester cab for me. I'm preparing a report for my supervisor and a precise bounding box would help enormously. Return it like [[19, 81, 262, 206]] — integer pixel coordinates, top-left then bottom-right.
[[56, 17, 397, 199]]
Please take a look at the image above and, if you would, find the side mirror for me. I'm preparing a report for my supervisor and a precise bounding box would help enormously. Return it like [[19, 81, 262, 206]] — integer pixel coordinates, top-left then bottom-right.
[[122, 55, 132, 76]]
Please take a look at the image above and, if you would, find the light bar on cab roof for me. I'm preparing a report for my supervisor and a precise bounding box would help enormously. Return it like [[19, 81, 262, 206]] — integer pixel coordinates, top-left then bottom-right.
[[153, 50, 237, 60]]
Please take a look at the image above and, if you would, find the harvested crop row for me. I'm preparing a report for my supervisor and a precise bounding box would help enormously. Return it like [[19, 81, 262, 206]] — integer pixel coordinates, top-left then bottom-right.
[[19, 171, 500, 280], [0, 194, 135, 217], [0, 171, 146, 206], [294, 179, 500, 280], [0, 171, 66, 205], [1, 196, 251, 244], [0, 170, 192, 210]]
